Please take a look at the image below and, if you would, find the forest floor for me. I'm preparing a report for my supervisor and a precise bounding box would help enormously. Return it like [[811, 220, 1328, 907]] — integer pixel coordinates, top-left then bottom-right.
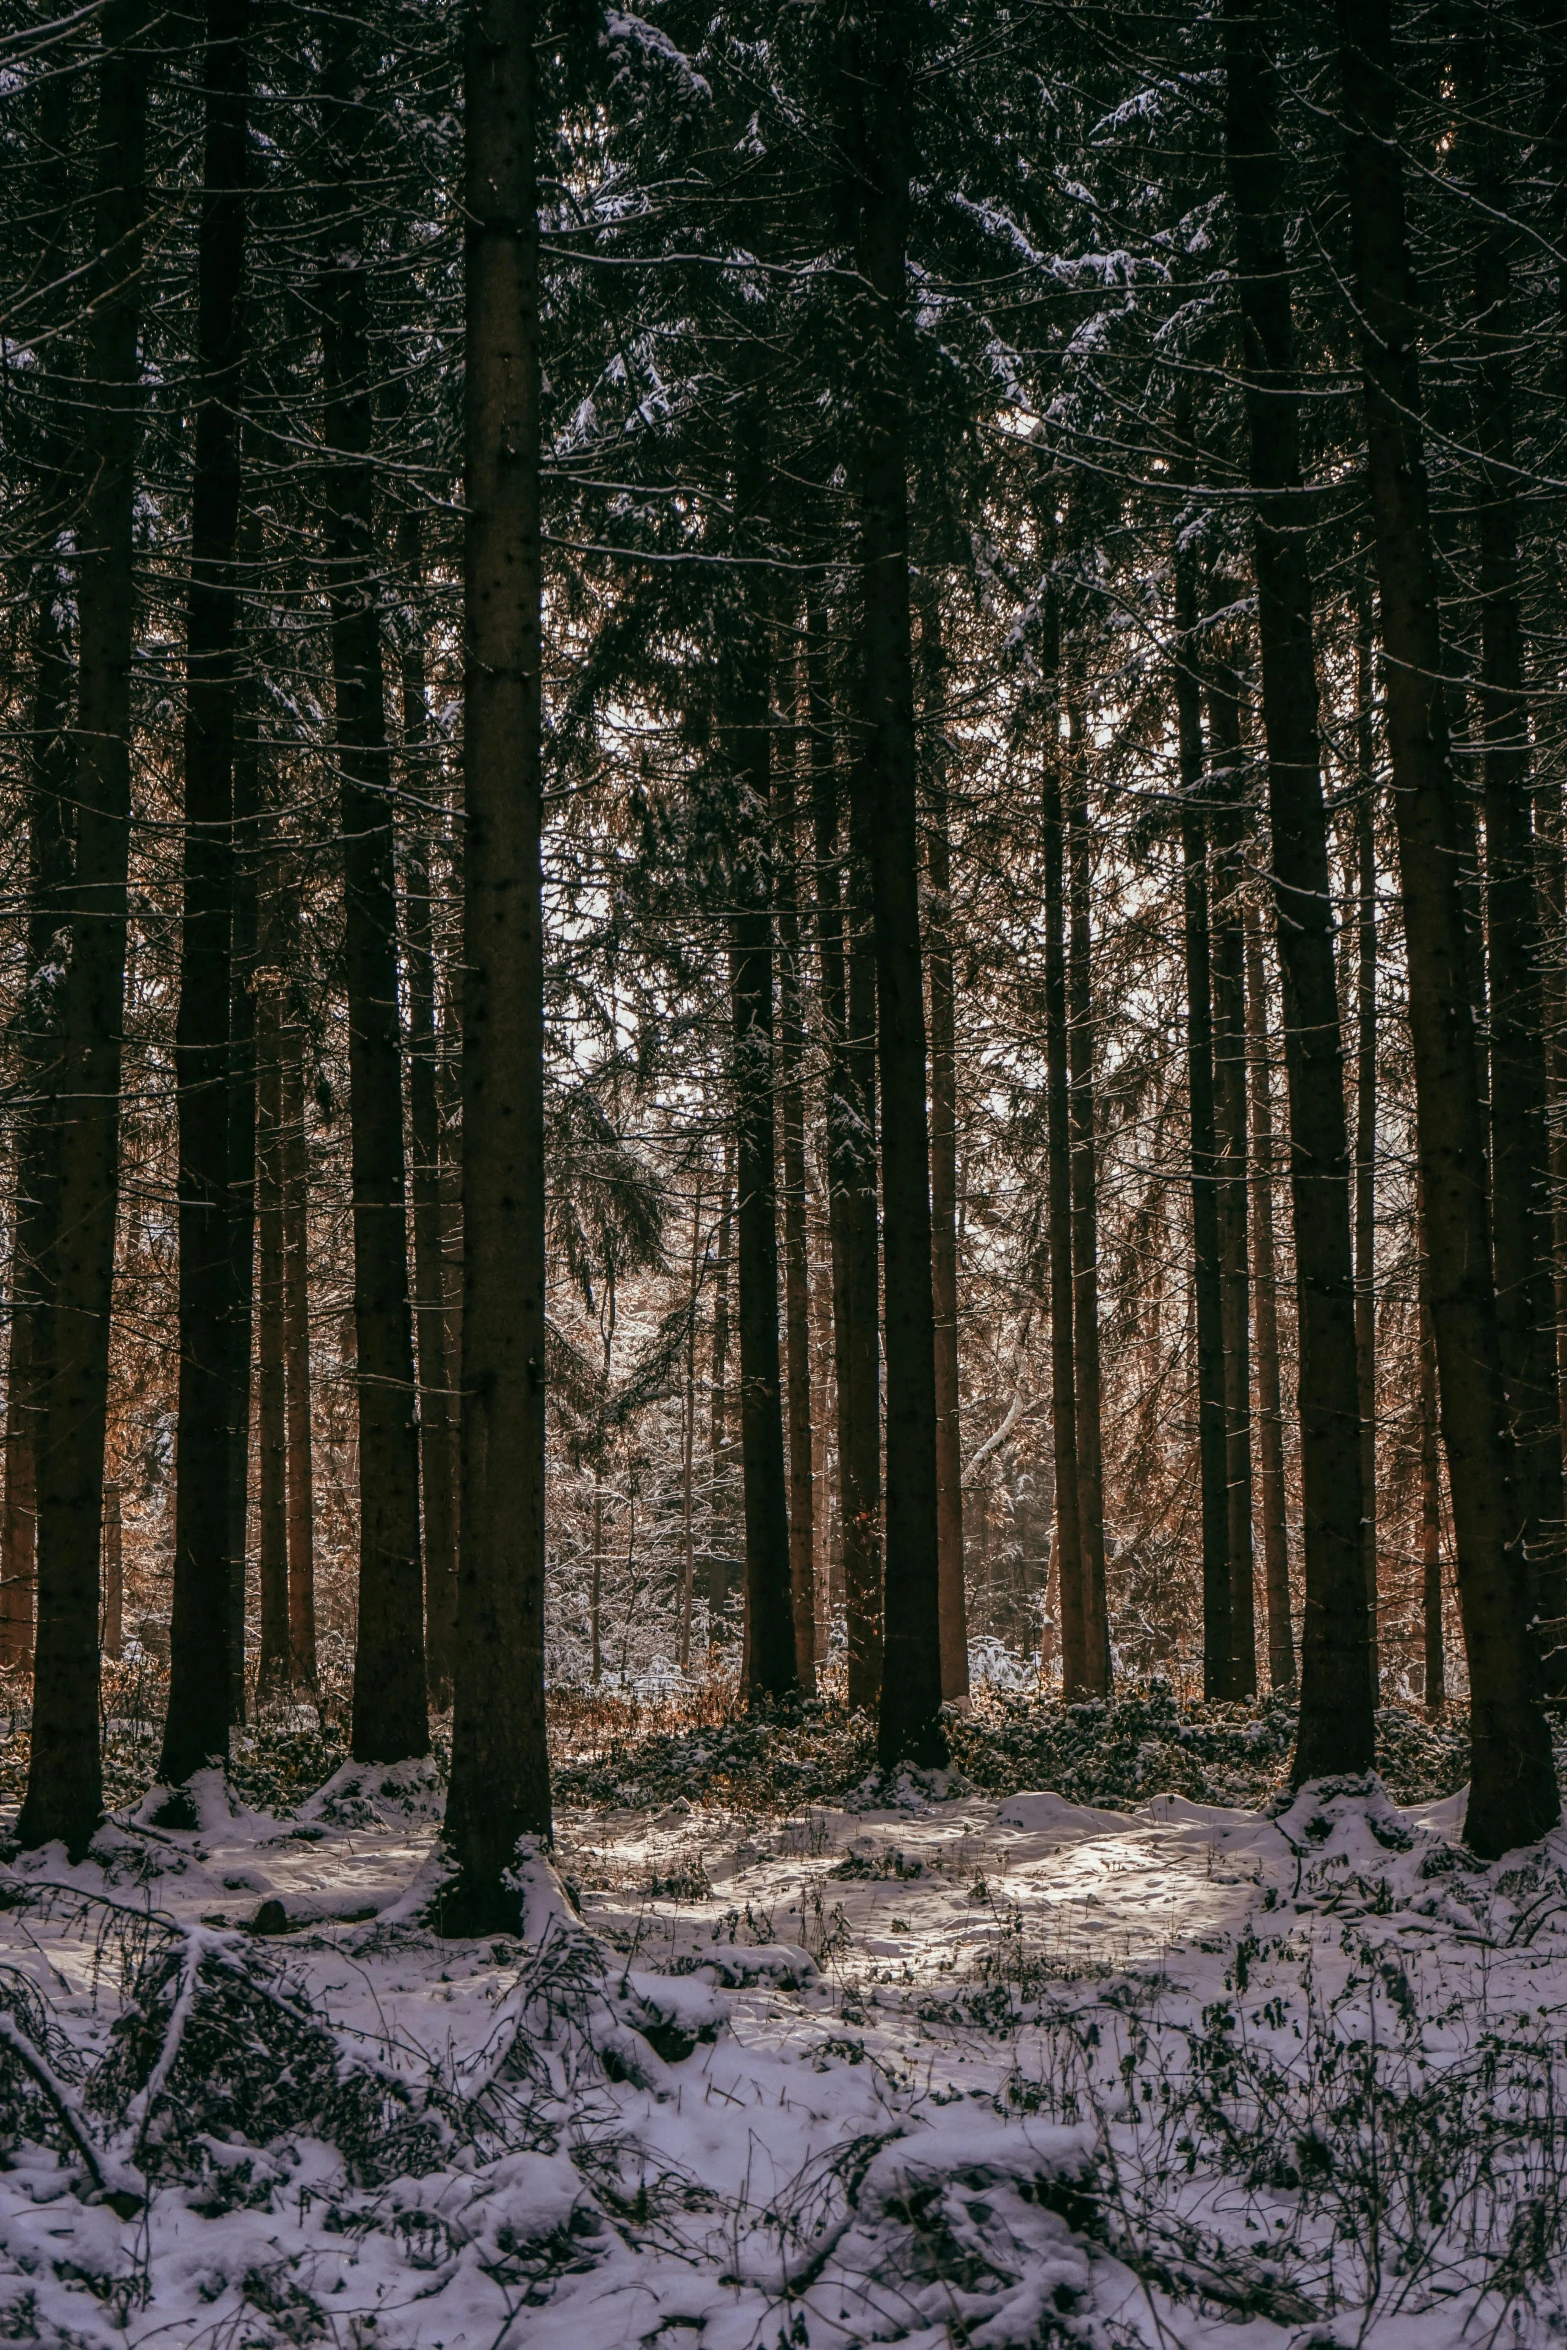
[[2, 1684, 1566, 2348]]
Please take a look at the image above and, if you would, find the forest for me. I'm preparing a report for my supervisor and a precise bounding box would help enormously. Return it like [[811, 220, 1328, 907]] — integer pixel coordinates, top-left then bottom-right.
[[3, 0, 1567, 2343]]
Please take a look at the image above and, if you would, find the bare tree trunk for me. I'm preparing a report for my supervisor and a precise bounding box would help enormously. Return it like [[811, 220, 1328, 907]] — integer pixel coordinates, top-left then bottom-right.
[[161, 0, 250, 1790], [810, 1197, 834, 1662], [1174, 518, 1231, 1702], [843, 1, 944, 1769], [0, 62, 76, 1678], [777, 724, 816, 1690], [679, 1163, 703, 1672], [1042, 607, 1086, 1697], [317, 21, 427, 1766], [1066, 690, 1111, 1695], [919, 580, 969, 1703], [1337, 0, 1556, 1851], [1352, 574, 1380, 1697], [726, 604, 796, 1702], [281, 1016, 317, 1689], [226, 629, 260, 1725], [1418, 1183, 1446, 1714], [102, 1486, 123, 1663], [397, 511, 459, 1709], [1207, 635, 1256, 1699], [808, 602, 883, 1709], [1226, 5, 1371, 1783], [707, 1139, 736, 1637], [18, 0, 151, 1856], [1244, 903, 1295, 1689], [255, 971, 289, 1696], [1462, 31, 1567, 1700], [443, 0, 553, 1926], [590, 1471, 604, 1686]]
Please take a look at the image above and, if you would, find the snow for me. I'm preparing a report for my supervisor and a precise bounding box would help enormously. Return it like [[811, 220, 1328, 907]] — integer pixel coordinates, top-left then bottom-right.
[[3, 1754, 1567, 2346]]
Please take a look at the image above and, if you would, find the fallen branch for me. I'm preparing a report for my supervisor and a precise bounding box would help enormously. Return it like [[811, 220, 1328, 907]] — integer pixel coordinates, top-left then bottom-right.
[[0, 2011, 142, 2215]]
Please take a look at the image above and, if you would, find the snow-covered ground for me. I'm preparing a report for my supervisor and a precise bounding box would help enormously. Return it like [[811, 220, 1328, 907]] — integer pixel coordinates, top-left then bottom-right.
[[2, 1753, 1566, 2347]]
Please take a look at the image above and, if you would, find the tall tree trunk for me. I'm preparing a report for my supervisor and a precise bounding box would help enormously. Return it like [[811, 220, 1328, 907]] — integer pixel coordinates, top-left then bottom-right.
[[2, 64, 77, 1677], [843, 3, 943, 1768], [707, 1138, 736, 1634], [777, 722, 816, 1691], [1418, 1181, 1446, 1714], [397, 510, 459, 1708], [1244, 901, 1295, 1688], [281, 1014, 317, 1687], [1207, 632, 1256, 1700], [255, 970, 289, 1696], [1042, 612, 1086, 1698], [18, 0, 151, 1856], [319, 25, 427, 1765], [845, 769, 886, 1710], [102, 1485, 123, 1663], [1174, 526, 1231, 1703], [590, 1469, 604, 1686], [1066, 690, 1111, 1695], [162, 0, 251, 1787], [1336, 0, 1556, 1851], [1352, 574, 1380, 1695], [919, 580, 969, 1703], [729, 687, 796, 1702], [226, 634, 260, 1724], [443, 0, 552, 1927], [1538, 53, 1567, 1514], [679, 1163, 703, 1672], [808, 601, 883, 1709], [1462, 31, 1567, 1699], [1225, 3, 1372, 1782]]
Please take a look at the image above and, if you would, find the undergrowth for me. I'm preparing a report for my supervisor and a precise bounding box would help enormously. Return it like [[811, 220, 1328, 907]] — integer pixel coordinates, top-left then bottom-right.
[[0, 1662, 1500, 1826], [550, 1677, 1476, 1815]]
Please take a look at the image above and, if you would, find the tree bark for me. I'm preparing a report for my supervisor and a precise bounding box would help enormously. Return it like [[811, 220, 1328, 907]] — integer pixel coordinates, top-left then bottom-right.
[[18, 0, 152, 1856], [1174, 525, 1231, 1703], [281, 1014, 317, 1688], [1352, 574, 1380, 1696], [397, 510, 459, 1709], [443, 0, 553, 1927], [162, 0, 251, 1787], [1225, 2, 1372, 1781], [707, 1138, 737, 1634], [1042, 608, 1086, 1697], [101, 1486, 123, 1663], [1207, 633, 1256, 1700], [1418, 1182, 1446, 1714], [679, 1163, 703, 1672], [776, 719, 817, 1691], [1066, 689, 1111, 1695], [1336, 0, 1556, 1850], [919, 581, 969, 1703], [319, 23, 427, 1766], [2, 63, 77, 1678], [255, 968, 289, 1696], [1462, 31, 1567, 1699], [226, 628, 260, 1724], [729, 692, 797, 1703], [1244, 902, 1295, 1688], [845, 2, 944, 1770], [808, 602, 883, 1709]]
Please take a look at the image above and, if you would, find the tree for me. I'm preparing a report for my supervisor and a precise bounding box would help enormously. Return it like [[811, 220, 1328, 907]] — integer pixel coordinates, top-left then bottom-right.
[[18, 0, 153, 1856], [1335, 0, 1556, 1851], [1224, 0, 1372, 1781], [442, 0, 552, 1929], [844, 0, 945, 1770], [318, 19, 428, 1765], [161, 0, 252, 1790]]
